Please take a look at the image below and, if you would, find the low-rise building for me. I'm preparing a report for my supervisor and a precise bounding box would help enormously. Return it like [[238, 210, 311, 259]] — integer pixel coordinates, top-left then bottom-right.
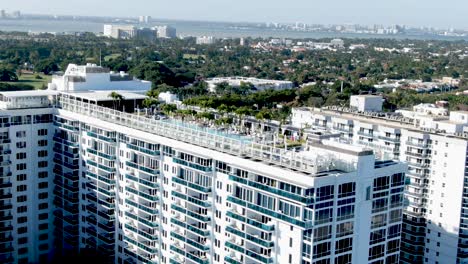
[[206, 77, 293, 92]]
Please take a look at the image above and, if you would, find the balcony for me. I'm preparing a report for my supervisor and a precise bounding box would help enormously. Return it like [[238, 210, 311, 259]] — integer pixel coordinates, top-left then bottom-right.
[[246, 248, 274, 264], [227, 211, 274, 232], [125, 198, 158, 215], [229, 174, 313, 204], [377, 135, 400, 143], [125, 211, 158, 228], [228, 196, 311, 228], [173, 158, 212, 172], [127, 143, 160, 156], [171, 204, 210, 222], [87, 131, 116, 143], [125, 186, 158, 202], [126, 161, 159, 175], [173, 177, 211, 193], [87, 148, 116, 161], [126, 174, 159, 189], [172, 190, 211, 208]]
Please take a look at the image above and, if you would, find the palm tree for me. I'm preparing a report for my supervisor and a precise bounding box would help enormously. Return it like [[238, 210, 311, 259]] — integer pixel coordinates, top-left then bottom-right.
[[108, 91, 124, 110]]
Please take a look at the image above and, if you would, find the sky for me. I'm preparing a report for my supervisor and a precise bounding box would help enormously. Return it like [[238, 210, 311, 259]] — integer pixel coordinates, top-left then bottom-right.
[[3, 0, 467, 28]]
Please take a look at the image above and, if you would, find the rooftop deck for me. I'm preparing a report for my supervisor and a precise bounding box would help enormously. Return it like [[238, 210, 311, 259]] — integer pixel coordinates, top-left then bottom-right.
[[57, 95, 358, 175]]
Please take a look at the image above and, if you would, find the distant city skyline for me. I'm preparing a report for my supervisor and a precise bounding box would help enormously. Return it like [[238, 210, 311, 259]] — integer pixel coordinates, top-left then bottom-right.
[[1, 0, 467, 29]]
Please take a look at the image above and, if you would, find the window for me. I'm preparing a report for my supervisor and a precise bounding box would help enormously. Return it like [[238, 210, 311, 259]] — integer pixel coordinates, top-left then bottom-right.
[[18, 227, 28, 234], [38, 171, 48, 178], [17, 185, 27, 192], [17, 163, 27, 171], [17, 195, 27, 202], [335, 237, 353, 254], [16, 152, 26, 160], [38, 139, 47, 146], [335, 254, 352, 264], [313, 242, 331, 259], [38, 203, 48, 210], [17, 174, 27, 181], [38, 182, 48, 189], [38, 213, 48, 220], [38, 192, 48, 199], [338, 182, 356, 198], [16, 131, 26, 138], [37, 129, 48, 136], [18, 237, 28, 244], [314, 225, 332, 241], [38, 150, 48, 157], [336, 222, 354, 237], [368, 244, 385, 260], [370, 229, 386, 244], [16, 141, 26, 148], [387, 224, 402, 239], [337, 205, 354, 221], [38, 161, 48, 168], [39, 234, 48, 241], [38, 223, 48, 230], [374, 176, 390, 191], [17, 216, 27, 223], [387, 239, 399, 254], [371, 214, 387, 229]]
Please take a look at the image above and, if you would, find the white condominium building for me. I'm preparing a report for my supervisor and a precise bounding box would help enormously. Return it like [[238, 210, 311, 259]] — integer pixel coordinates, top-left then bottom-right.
[[48, 63, 151, 92], [206, 77, 294, 93], [292, 103, 468, 264], [0, 64, 407, 264]]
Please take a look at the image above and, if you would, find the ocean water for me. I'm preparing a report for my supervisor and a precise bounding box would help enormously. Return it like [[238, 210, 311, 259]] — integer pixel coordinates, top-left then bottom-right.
[[0, 18, 467, 41]]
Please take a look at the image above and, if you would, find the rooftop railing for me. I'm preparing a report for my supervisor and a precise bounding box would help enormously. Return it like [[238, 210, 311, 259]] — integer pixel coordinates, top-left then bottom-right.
[[57, 96, 356, 175]]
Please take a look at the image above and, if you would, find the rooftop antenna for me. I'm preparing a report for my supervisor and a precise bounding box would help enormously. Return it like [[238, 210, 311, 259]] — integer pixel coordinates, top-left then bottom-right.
[[99, 48, 102, 67]]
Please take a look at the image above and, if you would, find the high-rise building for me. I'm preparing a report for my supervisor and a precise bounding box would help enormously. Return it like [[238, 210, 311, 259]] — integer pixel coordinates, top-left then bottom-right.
[[156, 26, 176, 38], [0, 10, 6, 19], [0, 64, 407, 264], [104, 25, 176, 40], [139, 16, 151, 24], [291, 98, 468, 264]]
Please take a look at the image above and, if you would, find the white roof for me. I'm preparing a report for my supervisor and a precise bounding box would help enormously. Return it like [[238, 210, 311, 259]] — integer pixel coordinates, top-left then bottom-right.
[[60, 90, 147, 101], [0, 90, 58, 98]]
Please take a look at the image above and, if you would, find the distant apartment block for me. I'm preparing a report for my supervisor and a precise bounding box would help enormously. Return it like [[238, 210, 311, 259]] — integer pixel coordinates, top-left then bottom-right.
[[103, 25, 176, 39], [196, 36, 216, 45], [291, 101, 468, 264], [206, 77, 294, 93]]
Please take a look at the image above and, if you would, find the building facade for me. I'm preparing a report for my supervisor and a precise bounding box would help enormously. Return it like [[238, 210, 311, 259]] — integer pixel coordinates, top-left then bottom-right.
[[292, 106, 468, 264], [0, 81, 407, 264]]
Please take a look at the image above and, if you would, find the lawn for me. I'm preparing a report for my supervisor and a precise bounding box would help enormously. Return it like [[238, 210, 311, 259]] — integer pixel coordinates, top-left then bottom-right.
[[1, 73, 52, 90]]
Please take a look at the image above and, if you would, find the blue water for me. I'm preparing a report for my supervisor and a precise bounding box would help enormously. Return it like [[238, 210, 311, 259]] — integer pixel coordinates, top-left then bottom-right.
[[0, 18, 467, 41], [161, 119, 252, 143]]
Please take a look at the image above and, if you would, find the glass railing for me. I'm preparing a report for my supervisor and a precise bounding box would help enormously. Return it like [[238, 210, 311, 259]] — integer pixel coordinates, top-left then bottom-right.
[[227, 196, 311, 228], [125, 211, 158, 228], [125, 186, 158, 202], [225, 241, 244, 254], [172, 177, 211, 193], [126, 161, 159, 175], [246, 249, 274, 263], [125, 224, 158, 241], [87, 148, 116, 160], [172, 190, 211, 208], [87, 131, 116, 143], [127, 143, 161, 156], [229, 175, 313, 204], [125, 198, 158, 215], [186, 251, 209, 264], [225, 256, 243, 264], [173, 158, 212, 172], [170, 244, 186, 256], [171, 204, 210, 222], [126, 174, 159, 189]]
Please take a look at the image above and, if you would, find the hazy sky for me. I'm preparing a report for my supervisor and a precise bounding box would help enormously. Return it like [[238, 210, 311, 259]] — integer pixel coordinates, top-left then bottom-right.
[[3, 0, 467, 28]]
